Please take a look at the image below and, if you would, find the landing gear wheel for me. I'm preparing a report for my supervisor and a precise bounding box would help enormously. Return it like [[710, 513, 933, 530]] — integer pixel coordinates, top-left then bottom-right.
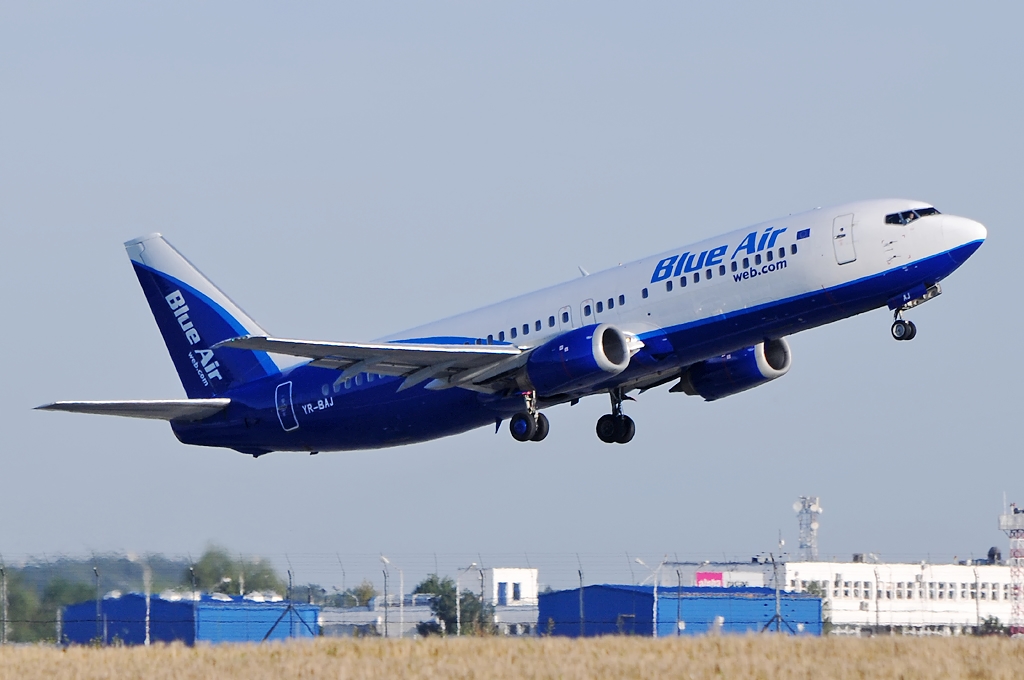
[[891, 320, 911, 341], [509, 412, 537, 442], [531, 413, 550, 442], [596, 414, 618, 443], [905, 321, 917, 340], [614, 415, 635, 444]]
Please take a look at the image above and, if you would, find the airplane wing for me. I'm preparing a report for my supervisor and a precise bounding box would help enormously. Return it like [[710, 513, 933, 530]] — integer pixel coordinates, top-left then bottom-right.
[[215, 336, 526, 393], [35, 399, 231, 421]]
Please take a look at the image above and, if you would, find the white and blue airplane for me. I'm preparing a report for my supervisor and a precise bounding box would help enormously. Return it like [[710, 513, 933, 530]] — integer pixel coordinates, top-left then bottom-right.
[[39, 199, 985, 455]]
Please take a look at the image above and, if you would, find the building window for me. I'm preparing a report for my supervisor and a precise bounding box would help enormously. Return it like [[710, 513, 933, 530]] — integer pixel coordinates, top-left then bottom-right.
[[513, 583, 521, 601], [641, 288, 649, 299]]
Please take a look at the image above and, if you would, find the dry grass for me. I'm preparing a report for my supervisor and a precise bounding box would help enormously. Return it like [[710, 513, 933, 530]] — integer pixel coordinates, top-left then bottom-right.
[[0, 636, 1021, 680]]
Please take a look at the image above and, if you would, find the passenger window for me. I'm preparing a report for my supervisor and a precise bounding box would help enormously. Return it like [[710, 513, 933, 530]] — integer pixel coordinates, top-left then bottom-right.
[[367, 373, 374, 382], [705, 268, 712, 279], [596, 301, 604, 313], [522, 324, 529, 335], [755, 254, 762, 265], [680, 276, 687, 287], [487, 334, 494, 344], [731, 261, 738, 272], [548, 316, 555, 327], [743, 257, 750, 268], [665, 280, 673, 292], [779, 247, 785, 258], [333, 382, 341, 394], [535, 320, 541, 331], [510, 327, 517, 339], [694, 271, 700, 282], [767, 250, 773, 262], [355, 374, 363, 386], [584, 304, 592, 316], [607, 298, 614, 309], [345, 378, 352, 389], [719, 265, 726, 276], [791, 244, 797, 255], [499, 331, 505, 342], [322, 384, 329, 396], [642, 288, 649, 299], [619, 295, 625, 305], [561, 311, 570, 323]]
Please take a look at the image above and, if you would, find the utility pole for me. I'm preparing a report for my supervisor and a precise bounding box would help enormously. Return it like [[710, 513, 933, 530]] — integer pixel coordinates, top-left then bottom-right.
[[455, 563, 477, 636], [381, 568, 389, 638], [635, 558, 665, 638], [578, 568, 585, 638], [1, 564, 7, 646], [93, 567, 101, 645]]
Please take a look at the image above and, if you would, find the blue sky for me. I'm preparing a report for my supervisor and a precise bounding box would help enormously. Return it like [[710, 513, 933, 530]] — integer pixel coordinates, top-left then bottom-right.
[[1, 1, 1020, 590]]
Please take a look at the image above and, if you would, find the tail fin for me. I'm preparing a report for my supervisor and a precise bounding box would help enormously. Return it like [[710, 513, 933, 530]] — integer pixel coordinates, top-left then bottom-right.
[[125, 234, 279, 398]]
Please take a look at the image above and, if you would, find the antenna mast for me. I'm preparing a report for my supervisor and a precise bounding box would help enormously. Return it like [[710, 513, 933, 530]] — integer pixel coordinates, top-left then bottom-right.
[[794, 496, 823, 561]]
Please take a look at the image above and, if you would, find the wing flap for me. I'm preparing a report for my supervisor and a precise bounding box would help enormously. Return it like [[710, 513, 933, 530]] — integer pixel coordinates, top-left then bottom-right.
[[36, 399, 231, 422]]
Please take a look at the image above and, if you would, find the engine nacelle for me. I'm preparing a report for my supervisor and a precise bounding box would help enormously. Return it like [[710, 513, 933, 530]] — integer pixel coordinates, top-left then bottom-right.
[[675, 338, 792, 401], [524, 324, 631, 397]]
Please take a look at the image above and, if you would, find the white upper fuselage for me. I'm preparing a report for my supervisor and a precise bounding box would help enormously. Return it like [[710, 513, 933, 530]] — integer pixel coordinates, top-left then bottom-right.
[[386, 199, 986, 366]]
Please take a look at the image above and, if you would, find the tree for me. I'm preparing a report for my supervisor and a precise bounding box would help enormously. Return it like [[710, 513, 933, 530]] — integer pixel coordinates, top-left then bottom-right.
[[183, 546, 285, 596], [413, 573, 493, 636]]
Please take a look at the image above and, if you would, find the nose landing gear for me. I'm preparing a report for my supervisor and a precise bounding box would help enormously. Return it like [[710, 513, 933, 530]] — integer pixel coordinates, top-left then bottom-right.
[[596, 389, 635, 444], [891, 318, 917, 341], [509, 392, 549, 442]]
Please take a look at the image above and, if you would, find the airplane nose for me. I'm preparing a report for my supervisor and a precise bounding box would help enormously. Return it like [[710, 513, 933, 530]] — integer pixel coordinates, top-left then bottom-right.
[[943, 215, 986, 264]]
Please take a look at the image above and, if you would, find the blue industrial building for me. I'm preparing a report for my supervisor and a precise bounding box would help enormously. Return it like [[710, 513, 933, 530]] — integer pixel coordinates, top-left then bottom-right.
[[539, 585, 821, 637], [62, 593, 319, 645]]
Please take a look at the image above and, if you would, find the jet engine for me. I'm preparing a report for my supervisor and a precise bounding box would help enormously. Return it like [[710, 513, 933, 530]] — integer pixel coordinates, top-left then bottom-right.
[[524, 324, 631, 397], [674, 338, 792, 401]]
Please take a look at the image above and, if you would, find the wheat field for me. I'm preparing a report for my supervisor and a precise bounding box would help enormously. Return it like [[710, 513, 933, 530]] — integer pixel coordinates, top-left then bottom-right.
[[0, 636, 1020, 679]]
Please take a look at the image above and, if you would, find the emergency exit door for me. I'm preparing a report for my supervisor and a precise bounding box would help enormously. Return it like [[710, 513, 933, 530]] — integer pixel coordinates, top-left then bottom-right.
[[832, 214, 856, 265], [275, 381, 299, 432]]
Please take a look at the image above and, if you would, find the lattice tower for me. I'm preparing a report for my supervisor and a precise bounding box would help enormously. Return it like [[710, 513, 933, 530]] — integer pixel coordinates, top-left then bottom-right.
[[794, 496, 822, 562], [999, 509, 1024, 635]]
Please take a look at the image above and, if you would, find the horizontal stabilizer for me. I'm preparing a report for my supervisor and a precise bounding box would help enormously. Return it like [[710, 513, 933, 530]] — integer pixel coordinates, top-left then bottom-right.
[[35, 399, 231, 422]]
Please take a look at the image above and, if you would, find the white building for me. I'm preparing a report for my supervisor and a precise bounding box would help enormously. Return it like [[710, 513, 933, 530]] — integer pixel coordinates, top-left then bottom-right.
[[669, 557, 1010, 635], [481, 568, 538, 606]]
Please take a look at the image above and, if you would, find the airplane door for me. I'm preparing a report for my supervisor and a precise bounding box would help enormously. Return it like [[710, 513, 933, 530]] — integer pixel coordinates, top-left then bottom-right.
[[580, 299, 595, 326], [832, 214, 856, 265], [558, 305, 573, 331], [275, 381, 299, 432]]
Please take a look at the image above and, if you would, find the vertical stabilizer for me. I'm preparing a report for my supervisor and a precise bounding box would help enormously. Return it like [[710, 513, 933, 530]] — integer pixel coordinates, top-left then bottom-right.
[[125, 234, 278, 398]]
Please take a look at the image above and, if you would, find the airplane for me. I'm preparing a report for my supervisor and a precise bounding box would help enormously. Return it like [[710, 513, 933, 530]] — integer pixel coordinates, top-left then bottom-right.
[[37, 199, 985, 456]]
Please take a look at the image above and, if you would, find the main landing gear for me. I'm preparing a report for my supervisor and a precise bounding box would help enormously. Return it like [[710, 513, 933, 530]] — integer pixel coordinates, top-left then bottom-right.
[[509, 392, 549, 442], [891, 310, 917, 342], [596, 389, 635, 444]]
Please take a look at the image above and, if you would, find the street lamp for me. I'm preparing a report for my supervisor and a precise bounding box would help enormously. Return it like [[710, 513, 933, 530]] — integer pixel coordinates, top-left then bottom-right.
[[456, 563, 477, 636], [635, 558, 667, 638], [381, 555, 404, 639]]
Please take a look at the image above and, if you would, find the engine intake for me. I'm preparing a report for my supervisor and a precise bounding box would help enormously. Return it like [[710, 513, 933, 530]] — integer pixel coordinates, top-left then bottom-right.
[[524, 324, 631, 397], [674, 338, 792, 401]]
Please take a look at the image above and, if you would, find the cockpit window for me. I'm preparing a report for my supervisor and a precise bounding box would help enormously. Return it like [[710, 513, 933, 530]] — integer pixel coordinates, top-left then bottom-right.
[[885, 207, 941, 225]]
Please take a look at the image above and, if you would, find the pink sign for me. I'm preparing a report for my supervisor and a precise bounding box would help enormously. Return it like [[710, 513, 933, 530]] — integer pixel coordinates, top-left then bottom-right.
[[695, 571, 724, 587]]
